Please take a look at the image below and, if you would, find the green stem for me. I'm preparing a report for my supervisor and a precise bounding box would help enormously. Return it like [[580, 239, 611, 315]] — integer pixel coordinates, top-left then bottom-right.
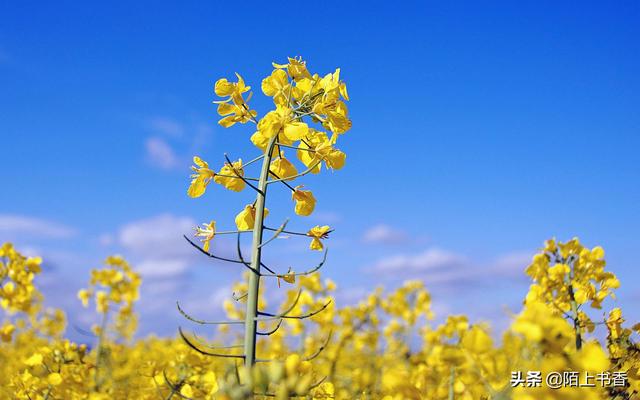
[[94, 310, 109, 391], [243, 134, 279, 367], [448, 366, 455, 400], [568, 284, 583, 350], [565, 258, 582, 351]]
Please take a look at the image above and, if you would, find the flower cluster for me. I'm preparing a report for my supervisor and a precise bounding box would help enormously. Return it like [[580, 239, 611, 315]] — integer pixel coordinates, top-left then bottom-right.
[[1, 242, 43, 315], [186, 57, 351, 253], [77, 255, 141, 340]]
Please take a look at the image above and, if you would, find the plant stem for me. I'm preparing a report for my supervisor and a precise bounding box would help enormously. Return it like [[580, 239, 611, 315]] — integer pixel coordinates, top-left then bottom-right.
[[94, 311, 109, 391], [244, 134, 279, 366], [448, 366, 455, 400], [568, 284, 583, 350], [565, 256, 582, 351]]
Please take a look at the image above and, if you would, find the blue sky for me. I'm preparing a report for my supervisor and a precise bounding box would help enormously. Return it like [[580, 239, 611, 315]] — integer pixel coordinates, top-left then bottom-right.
[[1, 1, 639, 339]]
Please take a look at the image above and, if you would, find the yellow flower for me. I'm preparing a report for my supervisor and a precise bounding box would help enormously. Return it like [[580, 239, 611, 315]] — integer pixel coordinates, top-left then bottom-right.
[[201, 371, 219, 394], [195, 221, 216, 252], [262, 69, 291, 105], [297, 130, 346, 173], [606, 307, 624, 339], [273, 56, 312, 82], [0, 323, 15, 342], [24, 353, 43, 366], [213, 159, 246, 192], [251, 105, 309, 151], [270, 155, 298, 181], [96, 290, 109, 313], [216, 101, 258, 127], [48, 372, 63, 386], [277, 267, 296, 287], [214, 73, 257, 127], [77, 288, 92, 307], [572, 341, 610, 372], [292, 186, 316, 216], [307, 225, 331, 251], [214, 73, 250, 99], [235, 204, 269, 231], [180, 383, 194, 398], [461, 326, 492, 354], [188, 156, 216, 198]]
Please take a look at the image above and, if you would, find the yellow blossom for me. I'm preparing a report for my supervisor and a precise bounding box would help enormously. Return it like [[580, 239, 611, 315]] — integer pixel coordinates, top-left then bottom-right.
[[188, 156, 216, 198], [235, 204, 269, 231], [213, 159, 246, 192], [24, 353, 43, 366], [48, 372, 63, 385], [0, 323, 15, 342], [262, 69, 291, 105], [77, 288, 92, 307], [195, 220, 216, 252], [292, 186, 316, 216], [273, 56, 312, 82], [214, 73, 257, 127], [307, 225, 331, 251], [270, 155, 298, 181]]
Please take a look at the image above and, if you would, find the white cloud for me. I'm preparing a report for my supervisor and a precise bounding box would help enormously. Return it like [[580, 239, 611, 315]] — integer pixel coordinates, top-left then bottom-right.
[[366, 245, 535, 292], [118, 214, 198, 282], [0, 214, 77, 239], [372, 248, 466, 273], [119, 214, 196, 259], [362, 224, 407, 244], [145, 137, 179, 170], [335, 286, 369, 305], [117, 213, 237, 284], [490, 251, 533, 278], [149, 117, 185, 137], [136, 259, 190, 279]]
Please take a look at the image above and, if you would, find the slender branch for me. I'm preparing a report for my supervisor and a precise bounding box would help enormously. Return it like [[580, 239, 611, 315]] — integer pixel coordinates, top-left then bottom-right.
[[266, 160, 322, 184], [275, 142, 316, 153], [72, 324, 98, 338], [258, 219, 289, 248], [263, 290, 303, 318], [255, 332, 332, 363], [267, 167, 296, 191], [257, 319, 283, 336], [257, 299, 331, 321], [215, 174, 259, 181], [232, 291, 248, 301], [184, 235, 260, 275], [209, 230, 252, 236], [241, 102, 259, 124], [263, 226, 334, 237], [261, 248, 328, 278], [162, 369, 179, 397], [303, 331, 333, 361], [224, 153, 263, 195], [179, 327, 245, 358], [243, 154, 265, 168], [236, 233, 276, 274], [176, 301, 244, 325]]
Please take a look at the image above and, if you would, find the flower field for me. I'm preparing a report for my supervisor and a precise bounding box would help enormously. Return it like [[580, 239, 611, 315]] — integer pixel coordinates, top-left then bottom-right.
[[1, 57, 639, 399]]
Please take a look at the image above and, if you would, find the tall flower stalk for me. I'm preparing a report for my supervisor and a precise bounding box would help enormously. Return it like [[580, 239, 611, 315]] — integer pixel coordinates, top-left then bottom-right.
[[180, 57, 351, 369]]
